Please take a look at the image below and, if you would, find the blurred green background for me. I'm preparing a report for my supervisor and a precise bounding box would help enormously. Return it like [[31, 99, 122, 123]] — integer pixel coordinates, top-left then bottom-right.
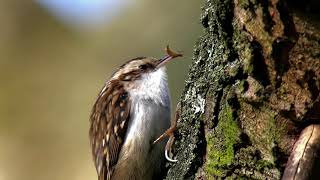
[[0, 1, 202, 180]]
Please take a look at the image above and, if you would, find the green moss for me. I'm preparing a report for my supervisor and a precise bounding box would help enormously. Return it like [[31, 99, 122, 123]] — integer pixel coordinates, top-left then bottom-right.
[[233, 146, 280, 179], [267, 111, 286, 145], [239, 102, 284, 162], [235, 1, 275, 56], [205, 102, 241, 178], [242, 46, 254, 74], [257, 107, 284, 161], [232, 27, 254, 75], [238, 0, 250, 9], [238, 80, 248, 93]]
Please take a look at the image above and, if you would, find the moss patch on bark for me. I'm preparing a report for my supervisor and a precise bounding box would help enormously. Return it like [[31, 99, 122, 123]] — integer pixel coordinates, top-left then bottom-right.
[[205, 97, 241, 178]]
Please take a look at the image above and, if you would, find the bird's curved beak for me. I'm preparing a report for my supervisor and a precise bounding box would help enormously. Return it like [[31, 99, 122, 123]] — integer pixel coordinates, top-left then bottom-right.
[[156, 46, 183, 69]]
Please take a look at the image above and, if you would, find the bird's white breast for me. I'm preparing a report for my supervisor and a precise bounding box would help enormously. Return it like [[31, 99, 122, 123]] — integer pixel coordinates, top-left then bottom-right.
[[126, 67, 171, 150], [114, 67, 171, 179]]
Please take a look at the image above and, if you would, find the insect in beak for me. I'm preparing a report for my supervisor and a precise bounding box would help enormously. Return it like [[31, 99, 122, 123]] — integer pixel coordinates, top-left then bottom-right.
[[156, 46, 183, 69]]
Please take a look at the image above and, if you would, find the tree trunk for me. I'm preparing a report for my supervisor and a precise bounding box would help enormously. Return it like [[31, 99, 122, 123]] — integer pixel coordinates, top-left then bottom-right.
[[164, 0, 320, 179]]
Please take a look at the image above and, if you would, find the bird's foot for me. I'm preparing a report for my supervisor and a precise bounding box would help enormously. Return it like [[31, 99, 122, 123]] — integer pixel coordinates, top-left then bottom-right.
[[153, 125, 177, 163], [153, 103, 181, 163]]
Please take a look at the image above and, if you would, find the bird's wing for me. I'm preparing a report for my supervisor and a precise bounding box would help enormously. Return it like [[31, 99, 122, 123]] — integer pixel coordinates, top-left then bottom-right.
[[89, 80, 131, 180]]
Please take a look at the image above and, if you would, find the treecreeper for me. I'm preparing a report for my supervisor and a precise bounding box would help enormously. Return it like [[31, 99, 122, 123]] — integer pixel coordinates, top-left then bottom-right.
[[89, 46, 182, 180]]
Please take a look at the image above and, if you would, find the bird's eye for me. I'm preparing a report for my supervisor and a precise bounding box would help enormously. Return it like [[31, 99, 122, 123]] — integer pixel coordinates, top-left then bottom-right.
[[139, 64, 148, 70]]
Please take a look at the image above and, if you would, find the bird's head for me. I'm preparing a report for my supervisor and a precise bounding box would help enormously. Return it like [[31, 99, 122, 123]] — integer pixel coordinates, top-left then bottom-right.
[[111, 46, 183, 84]]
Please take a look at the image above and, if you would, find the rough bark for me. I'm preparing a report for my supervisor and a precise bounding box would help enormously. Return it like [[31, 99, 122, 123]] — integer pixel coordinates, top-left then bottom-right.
[[164, 0, 320, 179]]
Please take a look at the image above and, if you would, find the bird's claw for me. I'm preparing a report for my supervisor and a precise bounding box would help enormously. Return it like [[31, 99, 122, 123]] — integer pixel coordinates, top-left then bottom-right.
[[154, 103, 180, 163], [154, 130, 177, 163], [165, 135, 178, 163], [153, 123, 177, 163]]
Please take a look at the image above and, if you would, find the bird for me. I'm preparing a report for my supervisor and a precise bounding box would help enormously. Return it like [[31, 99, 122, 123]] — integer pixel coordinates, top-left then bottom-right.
[[89, 46, 182, 180]]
